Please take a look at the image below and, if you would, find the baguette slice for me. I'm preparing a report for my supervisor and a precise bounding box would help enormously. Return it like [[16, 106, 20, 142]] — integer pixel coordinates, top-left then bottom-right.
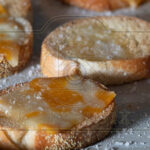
[[0, 76, 115, 149], [0, 0, 32, 21], [41, 16, 150, 85], [61, 0, 147, 11], [0, 17, 33, 78]]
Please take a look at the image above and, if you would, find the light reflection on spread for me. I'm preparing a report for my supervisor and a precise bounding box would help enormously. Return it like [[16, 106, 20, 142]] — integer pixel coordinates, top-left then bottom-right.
[[0, 77, 115, 134]]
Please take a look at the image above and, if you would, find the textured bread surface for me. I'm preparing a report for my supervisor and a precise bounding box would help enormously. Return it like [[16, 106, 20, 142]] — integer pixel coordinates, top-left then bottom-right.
[[0, 0, 32, 21], [62, 0, 148, 11], [41, 16, 150, 85], [0, 17, 33, 79], [0, 76, 116, 149]]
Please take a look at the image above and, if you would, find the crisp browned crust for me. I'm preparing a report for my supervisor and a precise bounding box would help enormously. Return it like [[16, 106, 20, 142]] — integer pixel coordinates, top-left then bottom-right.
[[41, 16, 150, 85], [61, 0, 148, 11], [41, 44, 80, 78], [35, 103, 115, 150], [0, 17, 33, 79], [0, 0, 32, 21], [0, 78, 115, 150]]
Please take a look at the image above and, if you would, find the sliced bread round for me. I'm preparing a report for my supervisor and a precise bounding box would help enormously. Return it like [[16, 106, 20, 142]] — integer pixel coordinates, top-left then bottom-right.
[[61, 0, 147, 11], [0, 0, 32, 21], [0, 17, 33, 78], [41, 16, 150, 85], [0, 76, 116, 149]]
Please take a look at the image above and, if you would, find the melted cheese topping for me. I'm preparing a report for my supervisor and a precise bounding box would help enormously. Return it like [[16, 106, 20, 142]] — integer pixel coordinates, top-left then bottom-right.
[[0, 18, 24, 67], [0, 77, 115, 132]]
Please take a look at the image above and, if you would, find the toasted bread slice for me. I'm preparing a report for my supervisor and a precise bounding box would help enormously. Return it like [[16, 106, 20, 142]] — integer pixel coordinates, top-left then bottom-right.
[[61, 0, 147, 11], [0, 17, 33, 78], [0, 76, 115, 149], [41, 16, 150, 85], [0, 0, 32, 21]]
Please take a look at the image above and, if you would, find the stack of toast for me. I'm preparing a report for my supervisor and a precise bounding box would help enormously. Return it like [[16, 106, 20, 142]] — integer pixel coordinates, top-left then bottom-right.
[[0, 0, 150, 149]]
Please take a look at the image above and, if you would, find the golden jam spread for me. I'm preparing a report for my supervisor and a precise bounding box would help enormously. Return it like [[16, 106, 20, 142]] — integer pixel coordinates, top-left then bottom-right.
[[0, 40, 19, 66], [0, 77, 116, 133], [0, 18, 24, 67], [25, 111, 45, 118], [0, 4, 7, 15], [82, 106, 102, 117]]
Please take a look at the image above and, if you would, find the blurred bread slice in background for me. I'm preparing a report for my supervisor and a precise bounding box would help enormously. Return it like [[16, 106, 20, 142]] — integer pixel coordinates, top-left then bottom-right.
[[61, 0, 148, 11], [41, 16, 150, 85], [0, 17, 33, 78], [0, 0, 32, 21]]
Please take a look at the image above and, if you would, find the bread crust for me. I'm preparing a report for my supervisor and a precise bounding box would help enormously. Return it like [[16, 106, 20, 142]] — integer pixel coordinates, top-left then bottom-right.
[[61, 0, 147, 11], [0, 78, 115, 149], [0, 17, 33, 79], [0, 0, 32, 21], [35, 103, 115, 150], [41, 16, 150, 85]]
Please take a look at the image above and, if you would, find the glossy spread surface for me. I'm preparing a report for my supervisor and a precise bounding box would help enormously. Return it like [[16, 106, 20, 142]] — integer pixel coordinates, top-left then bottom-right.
[[0, 17, 24, 67], [0, 77, 115, 132], [0, 4, 7, 15]]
